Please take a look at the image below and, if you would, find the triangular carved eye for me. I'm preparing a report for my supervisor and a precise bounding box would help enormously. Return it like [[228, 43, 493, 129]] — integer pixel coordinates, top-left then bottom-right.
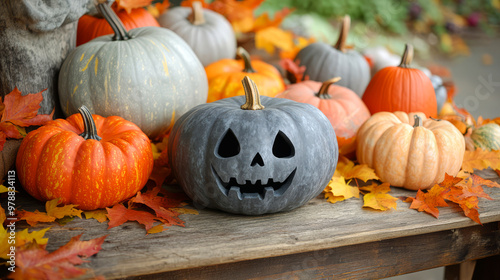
[[217, 129, 240, 158], [272, 131, 294, 158]]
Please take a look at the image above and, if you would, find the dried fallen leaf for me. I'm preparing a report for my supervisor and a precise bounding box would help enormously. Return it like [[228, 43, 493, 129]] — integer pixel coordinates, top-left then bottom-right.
[[360, 183, 398, 211], [129, 187, 185, 226], [335, 156, 379, 182], [255, 27, 294, 55], [0, 88, 53, 150], [280, 58, 308, 84], [9, 234, 107, 280], [16, 198, 82, 226], [323, 176, 359, 204], [462, 148, 500, 173], [114, 0, 154, 13], [337, 136, 357, 158], [279, 36, 315, 60], [83, 210, 109, 223], [146, 224, 168, 235], [407, 185, 449, 218], [106, 203, 159, 231]]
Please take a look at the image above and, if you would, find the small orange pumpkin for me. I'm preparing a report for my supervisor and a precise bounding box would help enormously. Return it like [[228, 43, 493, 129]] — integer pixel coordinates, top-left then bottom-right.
[[205, 47, 285, 102], [361, 44, 438, 118], [77, 2, 159, 46], [356, 111, 464, 190], [16, 106, 154, 210], [276, 77, 370, 141]]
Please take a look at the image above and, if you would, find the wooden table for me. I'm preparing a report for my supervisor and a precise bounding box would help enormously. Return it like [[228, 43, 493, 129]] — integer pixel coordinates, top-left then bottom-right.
[[8, 169, 500, 279]]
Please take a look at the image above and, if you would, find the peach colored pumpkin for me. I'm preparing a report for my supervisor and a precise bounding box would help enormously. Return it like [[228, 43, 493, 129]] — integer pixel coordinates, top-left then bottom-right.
[[356, 111, 465, 190], [276, 77, 371, 140]]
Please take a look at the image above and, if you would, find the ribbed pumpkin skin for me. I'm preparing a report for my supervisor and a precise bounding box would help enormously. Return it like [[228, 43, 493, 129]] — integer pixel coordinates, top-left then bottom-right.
[[205, 59, 285, 103], [16, 113, 154, 210], [362, 64, 438, 118], [276, 80, 370, 140], [471, 123, 500, 151], [158, 6, 236, 67], [76, 8, 159, 46], [357, 111, 464, 190], [294, 42, 371, 96], [59, 27, 208, 139]]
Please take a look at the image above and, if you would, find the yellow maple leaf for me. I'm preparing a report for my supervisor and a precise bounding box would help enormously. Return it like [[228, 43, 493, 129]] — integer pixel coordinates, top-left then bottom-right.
[[0, 227, 50, 259], [360, 183, 398, 211], [45, 198, 82, 219], [84, 210, 108, 223], [462, 148, 500, 173], [0, 205, 5, 225], [323, 176, 359, 204], [335, 156, 380, 182], [255, 27, 294, 55], [0, 185, 9, 194], [147, 224, 168, 235], [170, 208, 199, 215], [17, 210, 56, 227]]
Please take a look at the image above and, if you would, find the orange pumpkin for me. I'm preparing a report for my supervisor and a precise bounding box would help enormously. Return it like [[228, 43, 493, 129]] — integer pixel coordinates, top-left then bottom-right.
[[276, 77, 371, 140], [361, 44, 438, 118], [205, 47, 285, 102], [16, 106, 154, 210], [77, 3, 159, 46], [356, 111, 464, 190]]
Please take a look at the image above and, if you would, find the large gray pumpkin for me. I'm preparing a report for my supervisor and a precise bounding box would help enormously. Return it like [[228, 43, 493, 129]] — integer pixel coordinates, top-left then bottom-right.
[[158, 1, 236, 67], [294, 15, 370, 97], [58, 3, 208, 138], [168, 77, 338, 215]]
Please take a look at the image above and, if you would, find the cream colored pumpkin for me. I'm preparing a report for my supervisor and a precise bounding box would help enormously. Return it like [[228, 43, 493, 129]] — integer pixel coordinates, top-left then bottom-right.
[[356, 111, 465, 190]]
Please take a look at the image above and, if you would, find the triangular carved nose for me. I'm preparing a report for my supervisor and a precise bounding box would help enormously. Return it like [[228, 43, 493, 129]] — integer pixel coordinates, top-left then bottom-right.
[[251, 153, 264, 166]]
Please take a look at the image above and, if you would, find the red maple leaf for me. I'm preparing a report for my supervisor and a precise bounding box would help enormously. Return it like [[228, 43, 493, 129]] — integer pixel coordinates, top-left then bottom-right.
[[407, 185, 449, 218], [10, 234, 106, 280]]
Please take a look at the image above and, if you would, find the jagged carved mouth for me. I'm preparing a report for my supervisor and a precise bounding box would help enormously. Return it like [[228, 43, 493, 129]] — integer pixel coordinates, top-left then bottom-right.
[[212, 166, 297, 200]]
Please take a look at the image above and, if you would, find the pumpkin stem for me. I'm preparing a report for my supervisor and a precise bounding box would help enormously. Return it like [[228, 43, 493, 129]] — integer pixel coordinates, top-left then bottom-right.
[[413, 115, 422, 128], [237, 47, 256, 73], [97, 1, 131, 41], [399, 44, 414, 68], [333, 15, 350, 53], [241, 76, 265, 110], [188, 1, 205, 25], [316, 77, 342, 99], [78, 106, 102, 141]]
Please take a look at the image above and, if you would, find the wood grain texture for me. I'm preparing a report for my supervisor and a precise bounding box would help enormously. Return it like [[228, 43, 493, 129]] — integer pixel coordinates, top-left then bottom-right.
[[7, 169, 500, 279]]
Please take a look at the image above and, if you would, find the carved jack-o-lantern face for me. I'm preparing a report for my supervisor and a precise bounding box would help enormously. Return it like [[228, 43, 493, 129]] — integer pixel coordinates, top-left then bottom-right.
[[168, 77, 338, 215]]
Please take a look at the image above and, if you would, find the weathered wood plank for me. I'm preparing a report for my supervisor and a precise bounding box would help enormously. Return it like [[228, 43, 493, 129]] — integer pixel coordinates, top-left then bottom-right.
[[122, 222, 500, 280], [6, 170, 500, 279]]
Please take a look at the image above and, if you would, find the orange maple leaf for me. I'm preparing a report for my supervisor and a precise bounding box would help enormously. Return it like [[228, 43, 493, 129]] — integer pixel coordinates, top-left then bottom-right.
[[253, 8, 293, 31], [114, 0, 154, 13], [462, 148, 500, 173], [360, 183, 398, 211], [16, 198, 82, 226], [9, 234, 107, 280], [146, 1, 171, 18], [129, 187, 186, 226], [0, 88, 53, 150], [207, 0, 266, 33], [280, 58, 308, 84], [407, 185, 449, 218], [106, 203, 160, 231], [255, 27, 294, 55]]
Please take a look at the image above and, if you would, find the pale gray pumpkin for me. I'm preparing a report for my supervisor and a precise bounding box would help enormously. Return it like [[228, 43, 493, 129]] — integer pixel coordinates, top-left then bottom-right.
[[430, 75, 447, 114], [168, 77, 338, 215], [58, 3, 208, 138], [158, 1, 236, 67], [294, 15, 370, 97]]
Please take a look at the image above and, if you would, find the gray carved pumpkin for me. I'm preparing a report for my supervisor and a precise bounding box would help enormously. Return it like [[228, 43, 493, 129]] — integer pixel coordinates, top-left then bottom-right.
[[168, 77, 338, 215], [294, 15, 370, 97], [158, 1, 236, 67], [58, 2, 208, 139]]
